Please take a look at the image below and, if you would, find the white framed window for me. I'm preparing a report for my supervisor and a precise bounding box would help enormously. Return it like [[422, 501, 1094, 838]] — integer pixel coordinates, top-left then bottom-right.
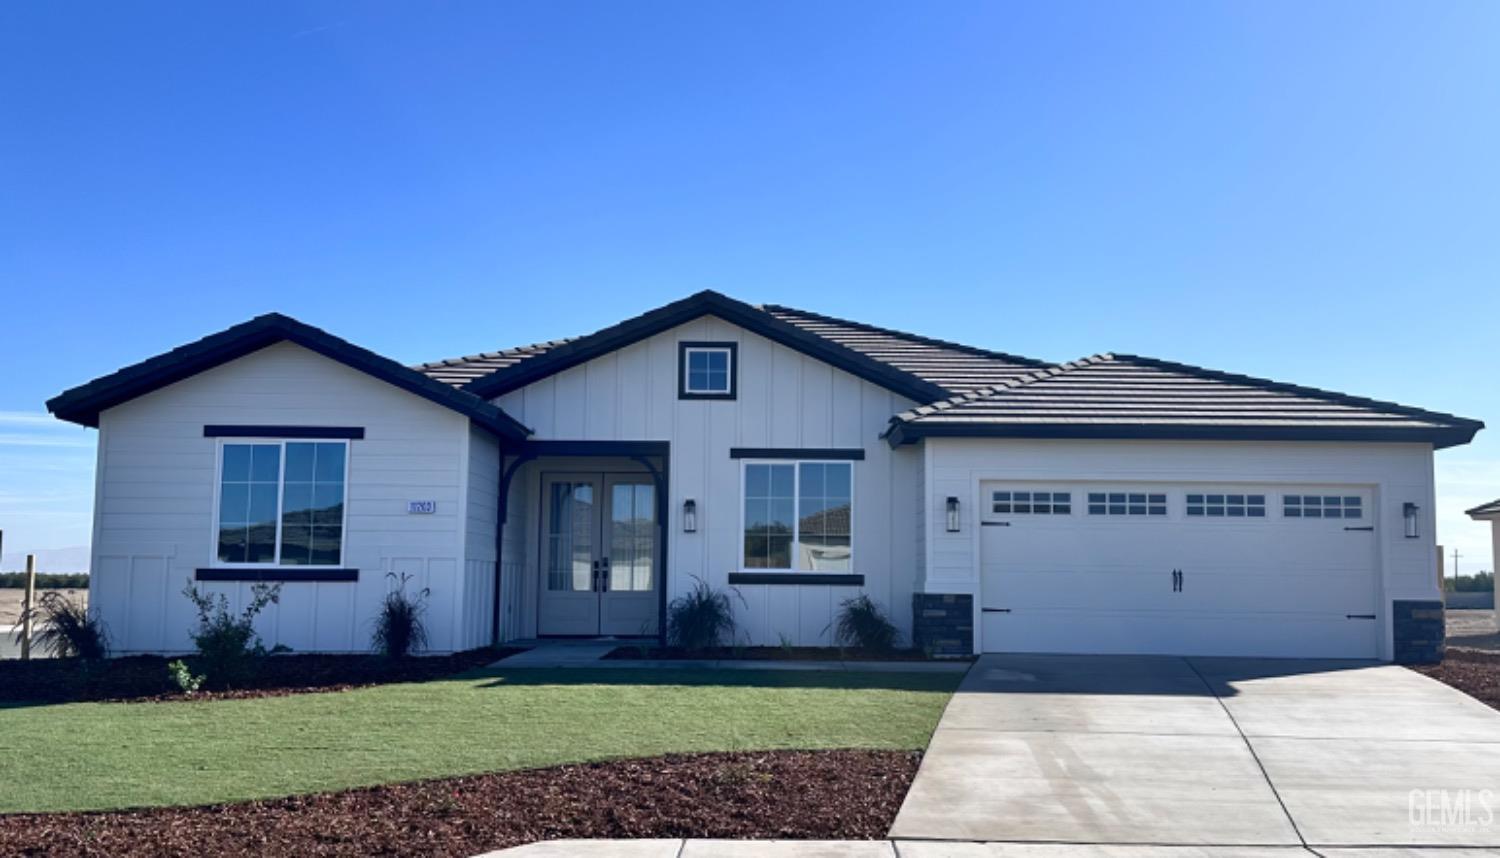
[[1186, 493, 1267, 518], [992, 490, 1072, 515], [741, 461, 852, 572], [679, 342, 737, 399], [1284, 494, 1363, 520], [213, 439, 349, 566], [1087, 492, 1167, 517]]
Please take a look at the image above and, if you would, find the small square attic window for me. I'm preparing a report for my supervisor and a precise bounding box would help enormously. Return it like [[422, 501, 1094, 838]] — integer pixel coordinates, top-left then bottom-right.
[[679, 342, 737, 399]]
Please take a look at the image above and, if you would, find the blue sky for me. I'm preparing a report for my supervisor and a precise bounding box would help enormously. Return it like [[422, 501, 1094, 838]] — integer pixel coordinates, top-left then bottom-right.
[[1, 2, 1497, 573]]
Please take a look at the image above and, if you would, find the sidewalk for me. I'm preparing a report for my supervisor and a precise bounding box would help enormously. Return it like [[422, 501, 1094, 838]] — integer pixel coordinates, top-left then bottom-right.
[[478, 839, 1337, 856]]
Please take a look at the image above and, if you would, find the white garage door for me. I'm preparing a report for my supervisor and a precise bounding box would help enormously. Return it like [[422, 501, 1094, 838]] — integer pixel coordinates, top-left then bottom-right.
[[979, 482, 1380, 658]]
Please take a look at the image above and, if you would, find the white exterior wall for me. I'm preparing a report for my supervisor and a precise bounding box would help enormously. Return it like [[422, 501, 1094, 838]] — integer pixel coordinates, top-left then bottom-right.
[[923, 437, 1440, 660], [90, 342, 485, 654], [460, 425, 501, 650], [495, 316, 923, 646]]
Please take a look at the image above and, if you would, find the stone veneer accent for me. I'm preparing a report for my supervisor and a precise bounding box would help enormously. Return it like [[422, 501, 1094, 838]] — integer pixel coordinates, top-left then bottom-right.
[[1393, 599, 1445, 664], [912, 593, 973, 658]]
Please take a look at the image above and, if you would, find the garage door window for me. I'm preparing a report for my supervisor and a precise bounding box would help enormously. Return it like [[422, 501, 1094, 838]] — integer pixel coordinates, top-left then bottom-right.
[[1087, 492, 1167, 517], [1186, 493, 1266, 518], [992, 491, 1071, 515], [1284, 495, 1363, 519]]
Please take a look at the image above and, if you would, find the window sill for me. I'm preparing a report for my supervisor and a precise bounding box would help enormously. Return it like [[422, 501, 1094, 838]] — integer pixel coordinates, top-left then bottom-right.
[[727, 572, 864, 587], [196, 568, 358, 582]]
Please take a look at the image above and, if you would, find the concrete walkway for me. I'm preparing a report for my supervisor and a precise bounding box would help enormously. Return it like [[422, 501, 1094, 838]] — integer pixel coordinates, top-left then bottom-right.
[[479, 838, 1500, 856], [491, 641, 970, 673], [892, 654, 1500, 850]]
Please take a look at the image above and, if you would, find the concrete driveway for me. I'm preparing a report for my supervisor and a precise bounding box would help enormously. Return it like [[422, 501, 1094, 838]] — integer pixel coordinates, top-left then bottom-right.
[[891, 654, 1500, 850]]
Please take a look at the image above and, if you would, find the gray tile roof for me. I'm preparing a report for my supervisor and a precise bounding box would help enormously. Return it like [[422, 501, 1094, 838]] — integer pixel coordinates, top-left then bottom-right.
[[415, 339, 576, 388], [759, 304, 1049, 394], [416, 302, 1048, 396], [1467, 499, 1500, 519], [888, 353, 1482, 448]]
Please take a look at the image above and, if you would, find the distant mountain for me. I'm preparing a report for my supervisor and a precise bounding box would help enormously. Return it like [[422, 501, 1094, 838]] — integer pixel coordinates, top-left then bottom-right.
[[0, 546, 90, 575]]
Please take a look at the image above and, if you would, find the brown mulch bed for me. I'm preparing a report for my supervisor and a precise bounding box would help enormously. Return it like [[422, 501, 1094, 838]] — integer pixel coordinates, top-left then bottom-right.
[[1412, 648, 1500, 710], [0, 648, 525, 704], [605, 645, 966, 662], [0, 749, 918, 857]]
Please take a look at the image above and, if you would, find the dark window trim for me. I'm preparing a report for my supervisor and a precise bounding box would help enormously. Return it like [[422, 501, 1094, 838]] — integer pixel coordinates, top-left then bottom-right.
[[678, 341, 738, 400], [728, 572, 864, 587], [196, 568, 358, 582], [729, 447, 865, 460], [205, 425, 365, 439]]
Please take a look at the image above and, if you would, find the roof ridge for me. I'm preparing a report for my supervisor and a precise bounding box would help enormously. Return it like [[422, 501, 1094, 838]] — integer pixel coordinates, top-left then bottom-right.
[[1108, 353, 1482, 429], [760, 302, 1052, 367]]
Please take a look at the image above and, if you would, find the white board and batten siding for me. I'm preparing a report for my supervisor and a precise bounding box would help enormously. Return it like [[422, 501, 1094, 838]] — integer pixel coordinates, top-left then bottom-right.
[[494, 316, 923, 646], [91, 342, 494, 655], [924, 438, 1440, 660]]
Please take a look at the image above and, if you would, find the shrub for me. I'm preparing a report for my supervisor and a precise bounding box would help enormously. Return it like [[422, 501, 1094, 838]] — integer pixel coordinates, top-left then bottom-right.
[[830, 594, 901, 652], [371, 573, 430, 658], [13, 591, 109, 660], [167, 659, 205, 695], [182, 580, 282, 687], [666, 577, 742, 650]]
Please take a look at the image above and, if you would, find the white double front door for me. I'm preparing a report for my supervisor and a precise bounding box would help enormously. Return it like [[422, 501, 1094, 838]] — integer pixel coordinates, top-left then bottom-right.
[[538, 473, 659, 637]]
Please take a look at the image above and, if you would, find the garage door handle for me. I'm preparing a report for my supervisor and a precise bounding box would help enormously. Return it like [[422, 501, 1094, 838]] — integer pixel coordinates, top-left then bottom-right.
[[981, 521, 1011, 527], [1344, 526, 1374, 532], [1346, 614, 1376, 620], [982, 607, 1011, 613]]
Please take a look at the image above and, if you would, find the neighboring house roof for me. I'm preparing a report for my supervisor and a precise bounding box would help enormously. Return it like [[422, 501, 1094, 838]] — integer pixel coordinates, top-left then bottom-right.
[[415, 290, 1049, 400], [46, 313, 533, 441], [885, 353, 1484, 449], [1468, 499, 1500, 520], [447, 290, 956, 404]]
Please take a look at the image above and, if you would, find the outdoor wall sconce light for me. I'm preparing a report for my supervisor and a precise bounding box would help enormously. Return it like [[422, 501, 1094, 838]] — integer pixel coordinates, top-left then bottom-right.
[[683, 499, 697, 533], [946, 496, 961, 532], [1403, 502, 1419, 539]]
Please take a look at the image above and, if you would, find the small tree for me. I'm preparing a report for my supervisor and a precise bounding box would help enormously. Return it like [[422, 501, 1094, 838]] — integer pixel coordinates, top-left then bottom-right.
[[182, 580, 281, 687], [371, 573, 430, 658]]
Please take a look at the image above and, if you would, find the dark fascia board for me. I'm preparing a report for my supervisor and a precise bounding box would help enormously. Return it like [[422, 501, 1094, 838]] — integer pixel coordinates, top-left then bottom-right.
[[46, 313, 531, 442], [462, 290, 951, 404], [1466, 499, 1500, 519], [885, 419, 1479, 450], [729, 447, 866, 460]]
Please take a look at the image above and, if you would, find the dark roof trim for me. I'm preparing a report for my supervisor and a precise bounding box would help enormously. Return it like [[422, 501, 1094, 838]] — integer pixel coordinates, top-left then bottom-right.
[[759, 303, 1051, 368], [885, 420, 1479, 449], [46, 313, 532, 442], [462, 290, 951, 404], [1467, 499, 1500, 519]]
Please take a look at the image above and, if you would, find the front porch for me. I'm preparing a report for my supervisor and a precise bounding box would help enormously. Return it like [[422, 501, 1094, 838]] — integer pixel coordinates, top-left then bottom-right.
[[495, 441, 670, 644]]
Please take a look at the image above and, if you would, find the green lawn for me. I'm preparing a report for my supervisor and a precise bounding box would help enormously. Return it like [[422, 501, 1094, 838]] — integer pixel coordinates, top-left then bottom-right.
[[0, 667, 959, 814]]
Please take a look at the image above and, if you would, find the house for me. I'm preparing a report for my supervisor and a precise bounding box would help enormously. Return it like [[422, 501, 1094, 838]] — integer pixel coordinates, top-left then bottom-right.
[[1466, 498, 1500, 581], [47, 290, 1484, 662]]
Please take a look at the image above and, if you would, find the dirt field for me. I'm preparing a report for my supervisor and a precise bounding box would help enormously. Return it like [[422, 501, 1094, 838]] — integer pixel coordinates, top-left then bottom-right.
[[0, 588, 87, 626]]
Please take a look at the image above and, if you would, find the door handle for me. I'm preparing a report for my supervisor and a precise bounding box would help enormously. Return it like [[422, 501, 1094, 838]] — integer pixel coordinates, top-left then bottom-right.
[[1171, 569, 1183, 593], [600, 557, 610, 593], [591, 560, 600, 592]]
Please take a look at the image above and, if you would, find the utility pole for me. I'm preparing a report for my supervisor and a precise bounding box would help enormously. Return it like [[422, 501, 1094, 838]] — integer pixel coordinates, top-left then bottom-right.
[[21, 554, 36, 661], [1452, 548, 1463, 578]]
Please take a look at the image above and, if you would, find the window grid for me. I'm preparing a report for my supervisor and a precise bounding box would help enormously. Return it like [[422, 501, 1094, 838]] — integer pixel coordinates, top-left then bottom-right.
[[1087, 492, 1167, 517], [215, 440, 348, 567], [1284, 495, 1363, 519], [1186, 493, 1267, 518], [742, 461, 852, 572], [684, 347, 732, 394], [992, 491, 1072, 515]]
